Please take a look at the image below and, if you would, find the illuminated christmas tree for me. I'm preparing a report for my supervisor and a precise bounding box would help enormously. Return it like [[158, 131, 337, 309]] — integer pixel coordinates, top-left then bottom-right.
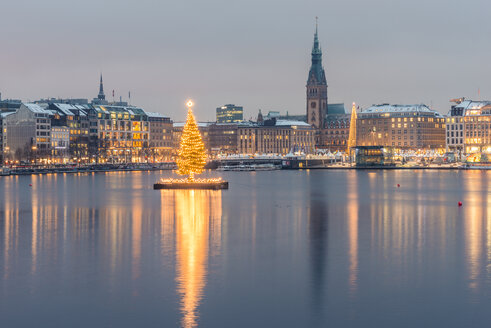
[[347, 102, 357, 154], [154, 100, 227, 190], [176, 101, 207, 181]]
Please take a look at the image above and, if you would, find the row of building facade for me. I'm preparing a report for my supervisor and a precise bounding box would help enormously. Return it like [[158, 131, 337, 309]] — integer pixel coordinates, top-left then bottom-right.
[[2, 98, 490, 165], [2, 25, 490, 164], [315, 100, 491, 155], [303, 23, 491, 155], [0, 101, 174, 164], [0, 98, 316, 164]]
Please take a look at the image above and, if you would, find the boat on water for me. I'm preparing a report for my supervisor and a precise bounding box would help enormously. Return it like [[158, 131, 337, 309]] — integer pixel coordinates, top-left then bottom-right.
[[217, 163, 281, 171], [462, 163, 491, 170], [0, 167, 11, 176]]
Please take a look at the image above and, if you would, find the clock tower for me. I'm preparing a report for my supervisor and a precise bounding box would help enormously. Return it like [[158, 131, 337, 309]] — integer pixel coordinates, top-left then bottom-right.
[[306, 21, 327, 129]]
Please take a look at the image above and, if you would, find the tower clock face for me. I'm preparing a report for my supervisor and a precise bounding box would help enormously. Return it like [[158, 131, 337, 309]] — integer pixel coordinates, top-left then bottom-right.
[[311, 102, 316, 109]]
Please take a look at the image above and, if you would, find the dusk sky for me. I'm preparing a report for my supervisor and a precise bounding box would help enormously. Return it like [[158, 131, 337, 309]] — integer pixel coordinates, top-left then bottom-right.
[[1, 0, 491, 121]]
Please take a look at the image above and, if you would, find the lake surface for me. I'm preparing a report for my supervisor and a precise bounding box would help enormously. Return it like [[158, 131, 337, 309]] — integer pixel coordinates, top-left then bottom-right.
[[1, 170, 491, 327]]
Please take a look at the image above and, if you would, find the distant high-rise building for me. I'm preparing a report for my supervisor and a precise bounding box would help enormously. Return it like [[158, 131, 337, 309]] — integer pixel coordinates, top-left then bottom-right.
[[306, 21, 327, 129], [216, 104, 243, 123]]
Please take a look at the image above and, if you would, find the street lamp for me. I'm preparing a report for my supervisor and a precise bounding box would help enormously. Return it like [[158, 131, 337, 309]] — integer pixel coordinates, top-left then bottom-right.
[[32, 146, 37, 165], [3, 146, 9, 165]]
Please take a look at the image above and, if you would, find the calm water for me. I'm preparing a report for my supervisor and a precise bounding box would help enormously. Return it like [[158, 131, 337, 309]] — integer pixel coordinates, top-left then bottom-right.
[[1, 170, 491, 327]]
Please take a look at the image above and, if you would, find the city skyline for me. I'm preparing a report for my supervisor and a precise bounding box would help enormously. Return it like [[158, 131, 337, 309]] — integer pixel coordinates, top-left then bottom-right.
[[1, 0, 491, 121]]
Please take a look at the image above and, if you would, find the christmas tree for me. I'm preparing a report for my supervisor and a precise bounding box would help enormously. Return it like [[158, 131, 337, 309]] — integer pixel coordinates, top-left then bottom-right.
[[176, 101, 207, 181], [347, 102, 357, 154]]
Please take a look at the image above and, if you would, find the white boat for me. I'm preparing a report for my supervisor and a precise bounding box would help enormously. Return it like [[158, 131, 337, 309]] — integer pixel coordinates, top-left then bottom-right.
[[252, 163, 281, 171], [217, 163, 280, 171], [0, 167, 11, 176]]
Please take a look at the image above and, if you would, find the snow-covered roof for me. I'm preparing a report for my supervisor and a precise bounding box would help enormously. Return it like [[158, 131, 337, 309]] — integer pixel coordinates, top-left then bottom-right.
[[93, 105, 146, 116], [454, 100, 491, 110], [213, 121, 255, 127], [173, 122, 210, 128], [146, 111, 170, 119], [44, 109, 58, 115], [52, 103, 75, 116], [1, 112, 15, 118], [23, 103, 50, 114], [51, 103, 90, 116], [363, 104, 435, 114], [453, 100, 491, 116], [275, 119, 311, 127]]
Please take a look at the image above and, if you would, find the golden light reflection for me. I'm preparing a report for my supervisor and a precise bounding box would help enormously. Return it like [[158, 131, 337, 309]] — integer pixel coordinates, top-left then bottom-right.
[[31, 176, 38, 275], [3, 177, 20, 280], [172, 190, 222, 328], [347, 171, 359, 295], [464, 172, 483, 293], [132, 206, 142, 282]]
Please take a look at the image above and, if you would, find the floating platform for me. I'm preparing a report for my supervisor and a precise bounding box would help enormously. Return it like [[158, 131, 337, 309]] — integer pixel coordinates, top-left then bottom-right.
[[154, 181, 229, 190]]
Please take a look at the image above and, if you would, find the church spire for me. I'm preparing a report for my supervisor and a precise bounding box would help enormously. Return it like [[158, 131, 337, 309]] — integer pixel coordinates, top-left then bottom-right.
[[98, 74, 105, 101], [312, 16, 321, 55], [307, 18, 326, 85]]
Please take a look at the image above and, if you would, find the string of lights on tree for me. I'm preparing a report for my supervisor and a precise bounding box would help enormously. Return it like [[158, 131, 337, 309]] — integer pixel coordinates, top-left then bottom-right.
[[176, 101, 208, 181]]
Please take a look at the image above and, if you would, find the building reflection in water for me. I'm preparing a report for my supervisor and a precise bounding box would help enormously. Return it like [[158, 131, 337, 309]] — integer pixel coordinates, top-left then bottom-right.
[[162, 190, 222, 328], [308, 176, 328, 315]]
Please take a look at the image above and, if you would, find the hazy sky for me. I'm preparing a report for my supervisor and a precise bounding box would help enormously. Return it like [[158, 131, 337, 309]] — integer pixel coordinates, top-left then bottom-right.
[[1, 0, 491, 121]]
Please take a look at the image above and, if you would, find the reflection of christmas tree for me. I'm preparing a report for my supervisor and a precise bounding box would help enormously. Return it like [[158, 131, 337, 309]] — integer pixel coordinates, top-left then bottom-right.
[[177, 102, 207, 181]]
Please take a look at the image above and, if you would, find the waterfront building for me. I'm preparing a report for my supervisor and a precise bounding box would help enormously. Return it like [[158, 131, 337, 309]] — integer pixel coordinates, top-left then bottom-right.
[[446, 99, 491, 153], [50, 126, 70, 162], [4, 103, 51, 161], [208, 123, 241, 155], [48, 103, 93, 161], [445, 116, 465, 153], [237, 118, 315, 155], [355, 146, 390, 166], [306, 23, 327, 130], [356, 104, 446, 150], [0, 112, 12, 163], [93, 105, 150, 163], [0, 114, 3, 163], [319, 104, 350, 151], [216, 104, 243, 123], [147, 111, 173, 161]]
